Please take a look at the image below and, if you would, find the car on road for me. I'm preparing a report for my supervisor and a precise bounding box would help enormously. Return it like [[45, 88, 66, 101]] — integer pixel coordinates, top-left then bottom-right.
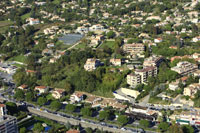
[[100, 122, 106, 126], [121, 127, 126, 131], [113, 126, 118, 129]]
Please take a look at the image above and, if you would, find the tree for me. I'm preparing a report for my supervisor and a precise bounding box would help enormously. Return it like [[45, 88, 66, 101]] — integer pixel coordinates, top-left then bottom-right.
[[0, 34, 5, 45], [14, 90, 25, 100], [37, 97, 47, 106], [117, 115, 129, 126], [85, 127, 93, 133], [169, 123, 183, 133], [19, 127, 26, 133], [106, 31, 116, 39], [33, 123, 44, 132], [64, 82, 73, 94], [139, 120, 150, 128], [99, 110, 110, 120], [158, 122, 169, 132], [181, 125, 194, 133], [50, 100, 61, 110], [65, 104, 76, 112], [81, 107, 93, 117], [6, 102, 18, 115], [25, 92, 34, 102]]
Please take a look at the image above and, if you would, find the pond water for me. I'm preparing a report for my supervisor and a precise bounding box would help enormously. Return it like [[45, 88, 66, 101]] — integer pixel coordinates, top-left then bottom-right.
[[58, 34, 83, 45]]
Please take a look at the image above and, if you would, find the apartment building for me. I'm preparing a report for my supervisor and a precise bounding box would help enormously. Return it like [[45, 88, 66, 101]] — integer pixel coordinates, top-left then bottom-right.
[[183, 83, 200, 98], [171, 61, 198, 76], [135, 66, 157, 84], [123, 43, 145, 55], [127, 73, 141, 87], [84, 58, 101, 71], [0, 104, 18, 133], [143, 55, 164, 68], [0, 115, 18, 133], [127, 66, 157, 86]]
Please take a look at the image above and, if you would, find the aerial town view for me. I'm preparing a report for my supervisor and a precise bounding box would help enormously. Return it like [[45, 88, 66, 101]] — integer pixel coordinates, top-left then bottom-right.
[[0, 0, 200, 132]]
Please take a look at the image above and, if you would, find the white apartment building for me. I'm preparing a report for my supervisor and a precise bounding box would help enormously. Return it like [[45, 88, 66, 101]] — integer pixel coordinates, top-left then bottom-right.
[[127, 66, 158, 86], [143, 55, 164, 68], [171, 61, 198, 76], [123, 43, 145, 55], [135, 66, 158, 84], [127, 74, 141, 87]]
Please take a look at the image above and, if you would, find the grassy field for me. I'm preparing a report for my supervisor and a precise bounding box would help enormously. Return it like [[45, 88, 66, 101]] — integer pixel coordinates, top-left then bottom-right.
[[75, 43, 87, 49], [53, 0, 60, 4], [0, 20, 13, 33], [21, 12, 31, 20], [8, 55, 27, 63], [100, 41, 116, 49], [0, 20, 13, 27]]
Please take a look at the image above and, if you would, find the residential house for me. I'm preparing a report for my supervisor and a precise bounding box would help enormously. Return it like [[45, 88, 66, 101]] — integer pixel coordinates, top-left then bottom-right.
[[183, 83, 200, 98], [49, 58, 57, 63], [89, 24, 105, 31], [192, 36, 200, 42], [70, 92, 84, 103], [18, 84, 28, 91], [66, 129, 80, 133], [26, 69, 37, 75], [76, 26, 89, 34], [194, 70, 200, 77], [193, 53, 200, 59], [171, 61, 198, 76], [146, 16, 161, 21], [110, 58, 121, 66], [35, 86, 49, 94], [154, 38, 163, 43], [169, 81, 179, 91], [28, 18, 40, 25], [84, 58, 101, 71], [47, 43, 55, 48], [42, 49, 53, 56], [52, 88, 65, 99]]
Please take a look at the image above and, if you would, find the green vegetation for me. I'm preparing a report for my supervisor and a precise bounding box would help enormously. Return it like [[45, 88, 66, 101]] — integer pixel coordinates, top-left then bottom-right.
[[139, 120, 150, 128], [21, 13, 31, 20], [8, 55, 27, 63], [117, 115, 129, 126], [100, 41, 116, 49]]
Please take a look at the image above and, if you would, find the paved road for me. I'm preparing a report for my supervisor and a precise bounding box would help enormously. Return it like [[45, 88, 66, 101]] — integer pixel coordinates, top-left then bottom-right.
[[28, 107, 133, 133], [0, 71, 13, 82], [116, 88, 135, 103], [139, 95, 150, 106]]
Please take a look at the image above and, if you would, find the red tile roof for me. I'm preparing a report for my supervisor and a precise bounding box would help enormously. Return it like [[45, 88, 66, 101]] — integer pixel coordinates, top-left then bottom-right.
[[66, 130, 80, 133]]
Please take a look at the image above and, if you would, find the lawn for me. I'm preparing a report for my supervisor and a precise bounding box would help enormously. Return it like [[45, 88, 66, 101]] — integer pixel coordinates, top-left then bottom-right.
[[21, 12, 31, 20], [8, 55, 27, 63], [0, 20, 13, 33], [0, 20, 13, 27], [100, 41, 116, 49], [75, 43, 87, 49], [53, 0, 60, 4]]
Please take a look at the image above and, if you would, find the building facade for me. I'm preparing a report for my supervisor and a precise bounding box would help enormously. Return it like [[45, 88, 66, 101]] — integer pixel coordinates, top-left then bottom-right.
[[123, 43, 145, 55], [84, 58, 101, 71], [171, 61, 198, 76], [143, 55, 164, 68]]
